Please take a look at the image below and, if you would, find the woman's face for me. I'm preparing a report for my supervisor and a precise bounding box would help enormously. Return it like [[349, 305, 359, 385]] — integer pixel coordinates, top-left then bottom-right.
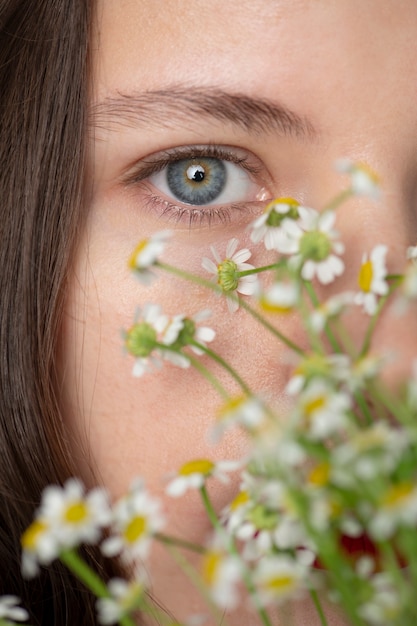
[[61, 1, 417, 624]]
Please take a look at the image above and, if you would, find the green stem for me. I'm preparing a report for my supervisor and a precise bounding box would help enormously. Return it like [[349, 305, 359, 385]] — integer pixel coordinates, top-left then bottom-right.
[[157, 261, 305, 356], [192, 341, 252, 395], [303, 281, 342, 354], [59, 549, 136, 626], [309, 589, 329, 626], [322, 188, 353, 213], [238, 262, 284, 277], [155, 532, 206, 554]]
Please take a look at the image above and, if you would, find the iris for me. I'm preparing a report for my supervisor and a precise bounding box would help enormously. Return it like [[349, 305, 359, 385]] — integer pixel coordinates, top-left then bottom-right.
[[166, 157, 226, 205]]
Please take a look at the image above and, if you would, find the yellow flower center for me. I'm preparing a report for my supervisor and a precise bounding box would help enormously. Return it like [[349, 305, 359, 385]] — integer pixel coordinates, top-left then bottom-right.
[[64, 501, 89, 524], [358, 259, 373, 292], [124, 515, 148, 543], [308, 462, 330, 487], [217, 395, 245, 420], [21, 519, 48, 551], [265, 574, 296, 595], [382, 483, 414, 509], [179, 459, 215, 477], [230, 490, 250, 511], [202, 551, 221, 586], [304, 395, 326, 417]]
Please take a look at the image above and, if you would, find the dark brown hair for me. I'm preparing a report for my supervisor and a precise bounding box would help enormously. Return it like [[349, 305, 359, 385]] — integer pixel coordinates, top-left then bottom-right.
[[0, 1, 121, 623]]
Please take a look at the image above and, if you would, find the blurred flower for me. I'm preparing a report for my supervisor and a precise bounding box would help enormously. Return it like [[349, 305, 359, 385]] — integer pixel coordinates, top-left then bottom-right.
[[309, 291, 354, 333], [258, 280, 300, 313], [128, 230, 172, 284], [252, 555, 309, 607], [336, 160, 381, 200], [211, 395, 267, 441], [101, 480, 165, 562], [201, 549, 242, 609], [21, 479, 111, 578], [0, 596, 28, 623], [358, 573, 402, 625], [250, 197, 303, 252], [166, 459, 240, 497], [354, 245, 388, 315], [202, 238, 258, 312], [289, 209, 345, 284], [96, 577, 146, 625], [293, 379, 351, 440], [161, 309, 216, 357], [369, 481, 417, 540]]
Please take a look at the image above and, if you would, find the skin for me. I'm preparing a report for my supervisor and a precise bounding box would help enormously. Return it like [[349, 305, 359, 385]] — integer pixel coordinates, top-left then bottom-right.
[[61, 1, 417, 624]]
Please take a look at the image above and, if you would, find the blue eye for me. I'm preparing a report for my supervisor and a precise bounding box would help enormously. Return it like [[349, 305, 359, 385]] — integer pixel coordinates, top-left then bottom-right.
[[148, 154, 257, 208]]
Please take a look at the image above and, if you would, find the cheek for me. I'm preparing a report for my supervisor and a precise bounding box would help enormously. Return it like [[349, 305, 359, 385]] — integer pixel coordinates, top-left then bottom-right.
[[59, 230, 300, 540]]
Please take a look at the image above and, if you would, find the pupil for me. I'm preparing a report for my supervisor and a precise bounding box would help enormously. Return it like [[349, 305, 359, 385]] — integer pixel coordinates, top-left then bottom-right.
[[187, 164, 205, 183]]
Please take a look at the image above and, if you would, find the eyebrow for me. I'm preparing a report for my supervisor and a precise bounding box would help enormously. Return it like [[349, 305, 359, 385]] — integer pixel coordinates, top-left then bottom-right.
[[90, 86, 317, 140]]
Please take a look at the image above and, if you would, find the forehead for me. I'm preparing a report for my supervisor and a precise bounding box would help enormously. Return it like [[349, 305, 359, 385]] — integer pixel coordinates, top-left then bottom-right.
[[92, 1, 417, 149]]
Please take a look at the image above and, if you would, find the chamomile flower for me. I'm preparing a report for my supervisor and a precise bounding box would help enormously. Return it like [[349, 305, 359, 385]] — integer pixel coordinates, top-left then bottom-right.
[[289, 209, 345, 284], [201, 549, 242, 609], [259, 280, 300, 313], [359, 573, 402, 625], [128, 230, 172, 284], [406, 244, 417, 263], [336, 159, 381, 200], [161, 309, 216, 356], [250, 197, 304, 252], [202, 238, 258, 312], [252, 555, 309, 607], [354, 245, 389, 315], [101, 479, 165, 562], [166, 458, 240, 497], [369, 481, 417, 540], [37, 479, 111, 547], [211, 395, 267, 441], [293, 379, 351, 440], [0, 596, 28, 623], [124, 303, 169, 376], [309, 291, 354, 333], [21, 479, 111, 578], [96, 577, 146, 625]]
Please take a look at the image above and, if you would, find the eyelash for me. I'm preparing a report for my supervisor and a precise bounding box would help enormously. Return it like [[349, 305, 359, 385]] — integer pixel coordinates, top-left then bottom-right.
[[123, 145, 268, 227]]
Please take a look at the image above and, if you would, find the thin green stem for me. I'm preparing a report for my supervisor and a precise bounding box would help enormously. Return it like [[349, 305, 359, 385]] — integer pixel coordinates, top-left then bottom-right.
[[238, 262, 284, 277], [303, 281, 341, 354], [192, 341, 252, 395], [157, 261, 306, 356], [155, 532, 206, 554], [60, 549, 136, 626], [322, 188, 353, 213], [309, 589, 329, 626]]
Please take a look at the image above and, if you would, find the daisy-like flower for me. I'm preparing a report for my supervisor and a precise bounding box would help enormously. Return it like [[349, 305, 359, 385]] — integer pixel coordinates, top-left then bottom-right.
[[258, 280, 300, 313], [128, 230, 172, 284], [250, 197, 306, 252], [166, 458, 240, 497], [161, 309, 216, 357], [359, 573, 402, 625], [288, 209, 345, 284], [309, 291, 354, 333], [101, 479, 165, 563], [211, 395, 267, 442], [285, 352, 350, 395], [252, 555, 309, 607], [0, 596, 29, 623], [21, 479, 111, 578], [124, 304, 169, 376], [354, 244, 389, 315], [96, 577, 146, 625], [202, 238, 258, 313], [336, 159, 381, 200], [369, 480, 417, 540], [293, 379, 351, 440], [201, 549, 242, 609]]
